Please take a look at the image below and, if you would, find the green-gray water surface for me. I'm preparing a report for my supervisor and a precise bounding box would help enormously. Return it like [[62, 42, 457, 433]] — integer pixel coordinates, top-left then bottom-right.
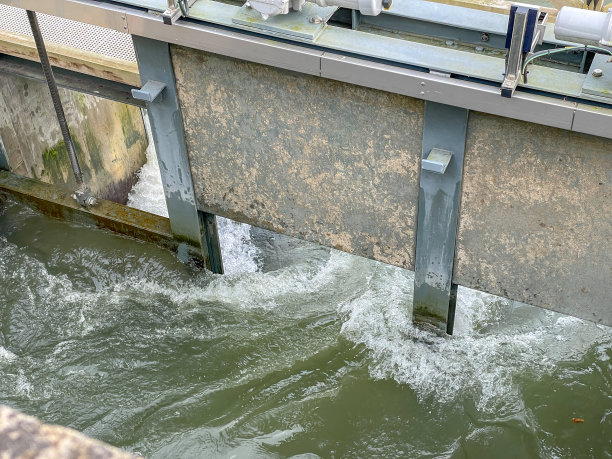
[[0, 197, 611, 458]]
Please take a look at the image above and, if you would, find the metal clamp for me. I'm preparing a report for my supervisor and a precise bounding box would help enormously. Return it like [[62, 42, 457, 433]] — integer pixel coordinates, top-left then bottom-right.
[[502, 4, 548, 98], [162, 0, 197, 24], [131, 80, 166, 102]]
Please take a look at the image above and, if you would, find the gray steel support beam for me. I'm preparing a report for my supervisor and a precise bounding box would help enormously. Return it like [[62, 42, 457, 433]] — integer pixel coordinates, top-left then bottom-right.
[[413, 101, 468, 335], [4, 0, 612, 140], [0, 134, 9, 171], [199, 211, 224, 274], [131, 35, 223, 272]]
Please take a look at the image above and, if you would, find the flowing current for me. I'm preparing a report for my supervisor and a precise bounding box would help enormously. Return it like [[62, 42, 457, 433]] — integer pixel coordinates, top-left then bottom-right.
[[0, 142, 610, 457]]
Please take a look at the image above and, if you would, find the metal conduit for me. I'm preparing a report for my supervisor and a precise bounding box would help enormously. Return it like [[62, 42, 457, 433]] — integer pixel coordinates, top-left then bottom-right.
[[26, 10, 96, 207]]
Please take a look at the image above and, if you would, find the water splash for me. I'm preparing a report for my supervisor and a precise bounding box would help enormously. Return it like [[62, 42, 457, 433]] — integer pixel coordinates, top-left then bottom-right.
[[124, 126, 612, 413], [126, 111, 260, 275], [1, 200, 611, 456], [337, 259, 612, 412]]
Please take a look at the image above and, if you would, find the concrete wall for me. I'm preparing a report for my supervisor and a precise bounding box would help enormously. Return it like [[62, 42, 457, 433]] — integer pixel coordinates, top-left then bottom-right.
[[171, 45, 611, 326], [173, 46, 423, 270], [457, 114, 612, 325], [0, 73, 147, 204]]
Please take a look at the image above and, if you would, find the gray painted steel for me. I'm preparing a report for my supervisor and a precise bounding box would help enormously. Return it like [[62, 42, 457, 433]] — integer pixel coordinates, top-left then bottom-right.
[[132, 36, 223, 271], [0, 134, 8, 171], [200, 211, 224, 274], [414, 102, 468, 334], [171, 46, 423, 270], [0, 55, 145, 108], [131, 80, 166, 102]]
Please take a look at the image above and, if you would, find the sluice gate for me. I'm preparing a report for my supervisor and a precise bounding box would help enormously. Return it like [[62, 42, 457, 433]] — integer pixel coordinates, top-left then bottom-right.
[[0, 0, 610, 332]]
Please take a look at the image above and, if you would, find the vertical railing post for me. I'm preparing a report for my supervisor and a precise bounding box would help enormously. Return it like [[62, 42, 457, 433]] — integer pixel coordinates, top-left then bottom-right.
[[131, 36, 223, 273], [413, 101, 468, 334]]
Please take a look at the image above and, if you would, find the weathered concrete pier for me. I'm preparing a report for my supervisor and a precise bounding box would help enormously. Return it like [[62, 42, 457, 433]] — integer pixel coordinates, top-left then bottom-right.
[[0, 0, 610, 332]]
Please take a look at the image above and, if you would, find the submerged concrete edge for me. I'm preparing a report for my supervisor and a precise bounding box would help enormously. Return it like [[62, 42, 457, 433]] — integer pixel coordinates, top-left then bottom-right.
[[0, 170, 177, 252]]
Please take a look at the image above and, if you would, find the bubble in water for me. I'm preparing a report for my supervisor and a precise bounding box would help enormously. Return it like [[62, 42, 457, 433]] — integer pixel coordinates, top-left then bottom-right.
[[126, 112, 169, 218]]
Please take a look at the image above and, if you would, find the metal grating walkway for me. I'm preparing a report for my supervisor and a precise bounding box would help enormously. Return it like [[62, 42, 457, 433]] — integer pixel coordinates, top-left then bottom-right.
[[0, 4, 136, 62]]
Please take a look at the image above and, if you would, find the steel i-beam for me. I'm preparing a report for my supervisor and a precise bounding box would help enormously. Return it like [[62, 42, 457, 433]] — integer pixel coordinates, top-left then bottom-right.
[[131, 35, 223, 273], [0, 134, 9, 171], [413, 101, 469, 334]]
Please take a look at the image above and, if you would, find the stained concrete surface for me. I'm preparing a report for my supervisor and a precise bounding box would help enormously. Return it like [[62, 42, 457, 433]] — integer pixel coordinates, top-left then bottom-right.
[[172, 46, 423, 271], [171, 45, 612, 326], [0, 74, 147, 204], [456, 112, 612, 326]]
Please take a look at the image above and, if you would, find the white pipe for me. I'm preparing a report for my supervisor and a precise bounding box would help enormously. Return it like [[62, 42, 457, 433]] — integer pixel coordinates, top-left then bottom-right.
[[555, 7, 612, 47], [309, 0, 382, 16]]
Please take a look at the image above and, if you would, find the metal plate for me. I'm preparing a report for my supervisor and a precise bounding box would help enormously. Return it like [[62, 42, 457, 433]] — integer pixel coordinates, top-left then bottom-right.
[[111, 0, 167, 11], [582, 53, 612, 99], [0, 4, 136, 62], [232, 3, 336, 42], [172, 45, 423, 270]]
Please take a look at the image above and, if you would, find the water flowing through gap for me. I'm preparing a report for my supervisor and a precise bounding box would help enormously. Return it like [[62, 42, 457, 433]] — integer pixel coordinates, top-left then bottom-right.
[[126, 113, 260, 275], [0, 115, 610, 457]]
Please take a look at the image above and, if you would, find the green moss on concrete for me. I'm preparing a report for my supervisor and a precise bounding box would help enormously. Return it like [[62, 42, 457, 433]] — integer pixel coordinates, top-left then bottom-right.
[[119, 106, 142, 149], [83, 122, 105, 176], [42, 139, 71, 185], [75, 92, 87, 114], [41, 135, 91, 186]]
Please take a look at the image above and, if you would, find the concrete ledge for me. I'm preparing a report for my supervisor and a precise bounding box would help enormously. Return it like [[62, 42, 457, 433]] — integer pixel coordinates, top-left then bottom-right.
[[0, 170, 176, 252], [0, 405, 137, 458]]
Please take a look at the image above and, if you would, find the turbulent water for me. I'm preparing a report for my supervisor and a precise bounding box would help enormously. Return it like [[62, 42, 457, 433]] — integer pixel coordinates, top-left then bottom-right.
[[1, 145, 611, 457]]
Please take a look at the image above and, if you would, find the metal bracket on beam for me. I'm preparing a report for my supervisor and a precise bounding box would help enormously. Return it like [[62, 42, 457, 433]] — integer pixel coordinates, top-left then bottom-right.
[[0, 134, 9, 171], [413, 102, 469, 335], [422, 148, 453, 174], [162, 0, 197, 24], [351, 10, 361, 29], [131, 80, 166, 102], [502, 4, 547, 98], [162, 2, 181, 25]]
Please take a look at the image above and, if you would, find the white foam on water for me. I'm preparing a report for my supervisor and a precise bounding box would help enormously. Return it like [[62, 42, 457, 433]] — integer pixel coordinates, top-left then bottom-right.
[[126, 113, 169, 218], [127, 111, 260, 275], [100, 248, 347, 314], [337, 264, 612, 412], [216, 217, 260, 275], [0, 346, 16, 362], [112, 114, 612, 413], [3, 195, 612, 437]]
